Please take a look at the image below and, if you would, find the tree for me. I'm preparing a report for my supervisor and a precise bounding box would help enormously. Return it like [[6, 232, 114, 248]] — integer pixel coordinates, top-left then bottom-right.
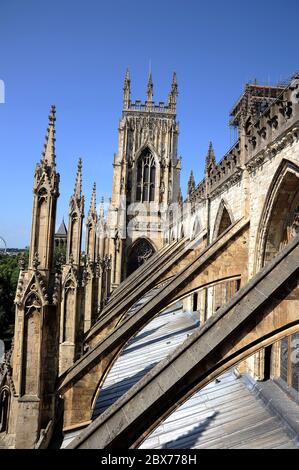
[[0, 252, 28, 342]]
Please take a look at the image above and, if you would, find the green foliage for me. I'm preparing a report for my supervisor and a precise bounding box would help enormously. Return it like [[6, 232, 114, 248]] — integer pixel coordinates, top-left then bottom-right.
[[54, 245, 66, 268], [0, 252, 28, 341]]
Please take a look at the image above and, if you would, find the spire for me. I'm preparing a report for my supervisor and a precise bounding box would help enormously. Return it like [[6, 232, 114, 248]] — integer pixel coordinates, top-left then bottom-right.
[[74, 158, 82, 197], [42, 105, 56, 167], [29, 105, 59, 270], [188, 170, 196, 196], [168, 72, 178, 110], [205, 141, 216, 175], [56, 217, 67, 236], [89, 182, 97, 215], [147, 72, 153, 103], [172, 71, 177, 89], [123, 68, 131, 109]]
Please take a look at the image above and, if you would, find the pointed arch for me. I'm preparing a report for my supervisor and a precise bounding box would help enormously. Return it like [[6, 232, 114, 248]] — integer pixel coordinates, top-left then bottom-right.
[[254, 158, 299, 392], [135, 147, 156, 202], [212, 199, 234, 240], [0, 386, 10, 433], [255, 158, 299, 270], [127, 238, 156, 276], [62, 278, 76, 343], [22, 291, 42, 396], [19, 274, 47, 308]]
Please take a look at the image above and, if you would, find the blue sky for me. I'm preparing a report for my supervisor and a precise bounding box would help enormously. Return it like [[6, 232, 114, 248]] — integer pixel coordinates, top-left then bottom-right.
[[0, 0, 298, 247]]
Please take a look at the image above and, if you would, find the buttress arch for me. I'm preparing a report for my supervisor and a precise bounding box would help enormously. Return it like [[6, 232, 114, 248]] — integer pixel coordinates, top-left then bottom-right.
[[255, 158, 299, 272]]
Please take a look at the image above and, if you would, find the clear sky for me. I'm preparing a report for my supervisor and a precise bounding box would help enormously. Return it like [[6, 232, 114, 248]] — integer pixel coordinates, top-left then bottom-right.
[[0, 0, 298, 247]]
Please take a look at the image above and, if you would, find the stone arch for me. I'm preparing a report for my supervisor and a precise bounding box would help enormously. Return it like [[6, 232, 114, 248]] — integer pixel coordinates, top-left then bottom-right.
[[134, 146, 158, 203], [254, 159, 299, 387], [69, 213, 78, 258], [127, 238, 156, 277], [62, 278, 76, 343], [0, 386, 10, 433], [36, 189, 48, 266], [213, 199, 234, 240], [255, 159, 299, 270], [67, 235, 299, 449], [86, 222, 95, 260], [59, 218, 250, 430]]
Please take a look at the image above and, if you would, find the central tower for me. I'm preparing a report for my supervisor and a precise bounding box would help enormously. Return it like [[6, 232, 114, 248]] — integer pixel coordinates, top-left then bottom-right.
[[107, 71, 181, 287]]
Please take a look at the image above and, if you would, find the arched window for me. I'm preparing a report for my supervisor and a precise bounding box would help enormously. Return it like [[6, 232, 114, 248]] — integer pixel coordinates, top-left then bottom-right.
[[136, 149, 156, 202], [127, 238, 155, 276], [0, 388, 10, 433], [63, 279, 75, 343]]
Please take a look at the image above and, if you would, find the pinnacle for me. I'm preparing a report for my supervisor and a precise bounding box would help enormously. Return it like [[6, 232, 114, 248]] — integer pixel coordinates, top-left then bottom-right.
[[74, 158, 82, 197], [89, 182, 97, 215], [147, 72, 153, 101], [206, 141, 216, 170], [42, 104, 56, 167], [188, 170, 195, 195], [172, 71, 177, 86], [125, 68, 130, 82]]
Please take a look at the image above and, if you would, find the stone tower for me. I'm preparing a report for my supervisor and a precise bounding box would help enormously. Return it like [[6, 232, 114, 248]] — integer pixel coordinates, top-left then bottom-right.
[[106, 71, 181, 287], [12, 106, 60, 448]]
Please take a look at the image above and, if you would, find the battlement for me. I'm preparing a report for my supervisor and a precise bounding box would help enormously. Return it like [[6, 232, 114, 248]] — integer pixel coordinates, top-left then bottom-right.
[[124, 99, 176, 115], [122, 70, 178, 116]]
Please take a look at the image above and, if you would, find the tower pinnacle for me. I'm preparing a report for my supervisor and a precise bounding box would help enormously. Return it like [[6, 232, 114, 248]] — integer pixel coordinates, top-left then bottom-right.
[[42, 104, 56, 167], [188, 170, 196, 197], [89, 182, 97, 215], [205, 141, 216, 175], [168, 72, 178, 110], [123, 68, 131, 110], [147, 72, 153, 103], [74, 158, 82, 197]]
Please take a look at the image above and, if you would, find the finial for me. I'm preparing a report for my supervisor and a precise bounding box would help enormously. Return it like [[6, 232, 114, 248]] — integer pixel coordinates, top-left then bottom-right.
[[172, 71, 177, 88], [89, 182, 97, 215], [123, 68, 131, 110], [42, 105, 56, 167], [124, 68, 130, 82], [147, 72, 153, 103], [168, 72, 178, 109], [74, 158, 82, 197], [188, 170, 196, 196], [205, 141, 216, 174]]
